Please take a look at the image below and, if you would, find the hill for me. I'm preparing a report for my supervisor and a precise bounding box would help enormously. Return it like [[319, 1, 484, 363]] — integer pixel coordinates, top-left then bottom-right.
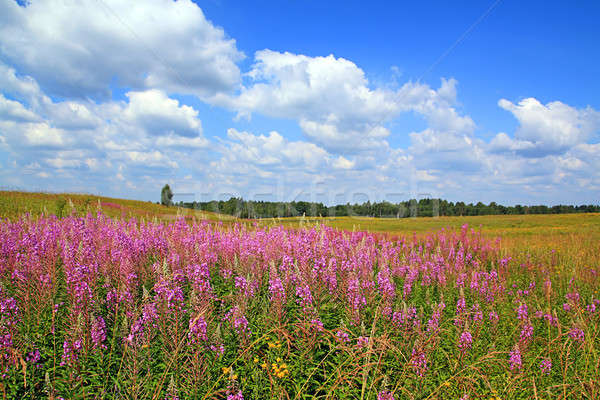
[[0, 191, 235, 222]]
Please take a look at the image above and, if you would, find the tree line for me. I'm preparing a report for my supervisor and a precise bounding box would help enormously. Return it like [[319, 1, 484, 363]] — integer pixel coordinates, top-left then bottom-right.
[[174, 197, 600, 219]]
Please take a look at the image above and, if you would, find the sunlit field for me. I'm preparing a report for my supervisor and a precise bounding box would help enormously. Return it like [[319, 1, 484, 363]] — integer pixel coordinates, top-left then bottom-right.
[[0, 191, 233, 222], [0, 192, 598, 399]]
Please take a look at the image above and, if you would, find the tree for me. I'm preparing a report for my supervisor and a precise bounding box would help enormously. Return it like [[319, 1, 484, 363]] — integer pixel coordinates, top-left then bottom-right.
[[161, 184, 173, 206]]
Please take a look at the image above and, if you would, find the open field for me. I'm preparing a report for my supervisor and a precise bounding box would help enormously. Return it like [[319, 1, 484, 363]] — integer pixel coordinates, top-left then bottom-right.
[[266, 213, 600, 237], [0, 192, 598, 399], [263, 213, 600, 271]]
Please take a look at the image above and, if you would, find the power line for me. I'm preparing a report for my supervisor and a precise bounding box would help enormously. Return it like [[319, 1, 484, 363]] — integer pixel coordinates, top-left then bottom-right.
[[418, 0, 503, 82]]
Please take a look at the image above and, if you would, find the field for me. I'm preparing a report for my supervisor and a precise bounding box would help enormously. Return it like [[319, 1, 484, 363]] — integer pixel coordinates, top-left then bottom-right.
[[0, 191, 233, 222], [0, 192, 598, 399]]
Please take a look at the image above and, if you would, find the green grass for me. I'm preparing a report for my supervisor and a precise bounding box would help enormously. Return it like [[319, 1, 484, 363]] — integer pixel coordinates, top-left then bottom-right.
[[0, 191, 235, 222]]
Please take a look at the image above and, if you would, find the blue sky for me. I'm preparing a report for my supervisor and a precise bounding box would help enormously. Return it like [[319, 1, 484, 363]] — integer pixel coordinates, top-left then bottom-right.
[[0, 0, 599, 205]]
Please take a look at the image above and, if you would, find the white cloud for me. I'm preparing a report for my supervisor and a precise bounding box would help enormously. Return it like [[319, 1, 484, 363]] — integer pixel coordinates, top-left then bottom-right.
[[23, 123, 69, 148], [155, 135, 209, 149], [124, 150, 178, 169], [45, 157, 82, 169], [494, 97, 600, 157], [299, 119, 390, 153], [222, 51, 399, 123], [0, 94, 40, 122], [47, 101, 103, 130], [0, 0, 243, 98], [223, 128, 330, 169], [332, 156, 356, 170], [0, 63, 43, 102], [215, 51, 475, 154], [123, 90, 203, 137]]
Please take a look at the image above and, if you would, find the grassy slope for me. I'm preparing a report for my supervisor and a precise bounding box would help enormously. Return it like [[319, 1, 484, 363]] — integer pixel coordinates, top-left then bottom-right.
[[0, 191, 235, 222]]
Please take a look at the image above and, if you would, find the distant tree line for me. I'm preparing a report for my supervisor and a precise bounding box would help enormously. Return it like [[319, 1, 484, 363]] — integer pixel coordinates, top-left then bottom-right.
[[176, 197, 600, 219]]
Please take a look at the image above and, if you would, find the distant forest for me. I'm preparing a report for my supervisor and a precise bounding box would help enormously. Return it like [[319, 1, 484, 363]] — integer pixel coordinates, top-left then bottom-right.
[[177, 198, 600, 219]]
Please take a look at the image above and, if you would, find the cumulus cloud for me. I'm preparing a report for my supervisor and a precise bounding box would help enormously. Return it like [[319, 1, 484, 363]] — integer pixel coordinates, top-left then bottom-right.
[[221, 128, 331, 170], [0, 0, 243, 99], [214, 50, 475, 154], [22, 123, 70, 148], [492, 98, 600, 157], [123, 90, 203, 138], [0, 69, 208, 193]]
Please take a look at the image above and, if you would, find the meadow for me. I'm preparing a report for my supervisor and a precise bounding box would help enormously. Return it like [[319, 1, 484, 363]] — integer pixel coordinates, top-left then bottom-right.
[[0, 192, 598, 399]]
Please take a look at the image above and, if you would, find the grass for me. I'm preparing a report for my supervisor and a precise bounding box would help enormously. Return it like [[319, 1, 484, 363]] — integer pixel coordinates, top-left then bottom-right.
[[0, 190, 235, 223]]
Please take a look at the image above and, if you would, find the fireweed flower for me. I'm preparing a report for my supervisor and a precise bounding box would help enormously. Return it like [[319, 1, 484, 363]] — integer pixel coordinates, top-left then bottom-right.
[[458, 331, 473, 353], [454, 297, 467, 328], [60, 340, 81, 366], [377, 391, 395, 400], [488, 310, 499, 325], [268, 277, 285, 302], [209, 344, 225, 357], [540, 358, 552, 375], [347, 278, 366, 318], [91, 316, 107, 349], [543, 313, 558, 327], [295, 284, 313, 310], [125, 303, 159, 346], [234, 276, 255, 297], [188, 315, 208, 344], [224, 306, 251, 337], [26, 349, 41, 366], [471, 303, 483, 325], [509, 347, 522, 371], [226, 388, 244, 400], [376, 269, 395, 299], [357, 336, 370, 348], [568, 327, 585, 343], [516, 303, 528, 321], [310, 319, 324, 333], [565, 291, 580, 304], [335, 330, 350, 343], [410, 347, 428, 377], [519, 323, 533, 343]]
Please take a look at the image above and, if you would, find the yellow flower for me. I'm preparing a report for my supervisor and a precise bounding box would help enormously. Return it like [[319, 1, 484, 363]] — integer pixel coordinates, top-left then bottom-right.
[[232, 374, 238, 380], [222, 367, 231, 374], [442, 381, 450, 387], [261, 362, 268, 369], [253, 357, 259, 363], [268, 342, 275, 348], [276, 357, 282, 362]]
